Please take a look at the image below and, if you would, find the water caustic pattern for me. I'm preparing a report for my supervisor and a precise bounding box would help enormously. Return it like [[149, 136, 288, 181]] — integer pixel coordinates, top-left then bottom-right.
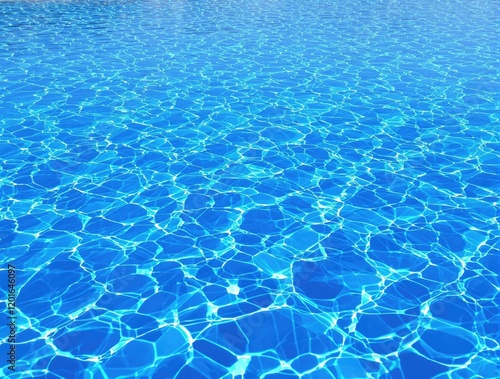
[[0, 0, 499, 377]]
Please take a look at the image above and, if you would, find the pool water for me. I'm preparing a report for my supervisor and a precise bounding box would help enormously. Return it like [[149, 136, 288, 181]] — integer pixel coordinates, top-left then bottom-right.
[[1, 0, 499, 378]]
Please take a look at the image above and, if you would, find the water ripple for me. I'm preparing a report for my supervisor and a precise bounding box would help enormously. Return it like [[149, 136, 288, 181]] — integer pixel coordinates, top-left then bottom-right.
[[0, 0, 499, 378]]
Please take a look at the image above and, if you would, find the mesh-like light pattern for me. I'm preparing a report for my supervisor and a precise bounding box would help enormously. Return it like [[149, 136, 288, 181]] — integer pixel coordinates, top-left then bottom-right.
[[0, 0, 499, 378]]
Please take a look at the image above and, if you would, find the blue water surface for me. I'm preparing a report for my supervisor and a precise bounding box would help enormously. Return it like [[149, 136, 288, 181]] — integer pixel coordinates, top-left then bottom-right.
[[0, 0, 499, 378]]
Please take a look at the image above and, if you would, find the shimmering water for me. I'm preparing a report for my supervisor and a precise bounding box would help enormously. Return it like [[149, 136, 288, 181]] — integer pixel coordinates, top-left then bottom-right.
[[1, 0, 499, 378]]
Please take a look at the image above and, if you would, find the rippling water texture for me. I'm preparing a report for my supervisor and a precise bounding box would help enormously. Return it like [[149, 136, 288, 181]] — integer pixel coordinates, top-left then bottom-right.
[[1, 0, 499, 378]]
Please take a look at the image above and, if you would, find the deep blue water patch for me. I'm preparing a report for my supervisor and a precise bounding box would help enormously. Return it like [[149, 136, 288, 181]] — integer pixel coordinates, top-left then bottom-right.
[[1, 0, 499, 377]]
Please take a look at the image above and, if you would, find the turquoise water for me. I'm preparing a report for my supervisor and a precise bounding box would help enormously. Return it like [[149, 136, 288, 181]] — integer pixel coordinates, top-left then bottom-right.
[[0, 0, 499, 378]]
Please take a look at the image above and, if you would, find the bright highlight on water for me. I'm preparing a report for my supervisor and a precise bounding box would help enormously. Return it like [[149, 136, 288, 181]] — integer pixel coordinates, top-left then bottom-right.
[[0, 0, 499, 378]]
